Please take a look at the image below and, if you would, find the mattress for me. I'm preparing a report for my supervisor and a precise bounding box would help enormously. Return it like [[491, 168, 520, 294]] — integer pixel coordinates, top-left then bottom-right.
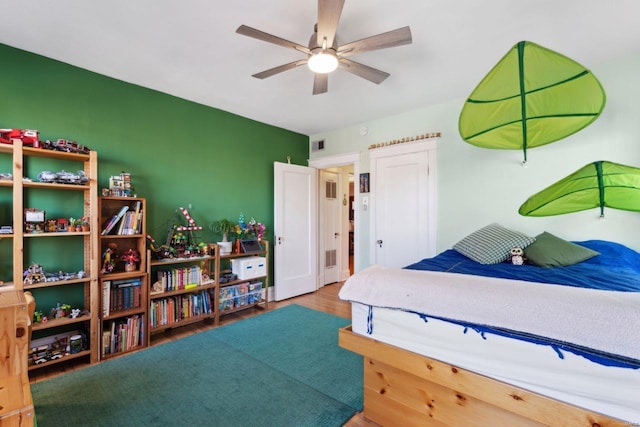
[[351, 302, 640, 424]]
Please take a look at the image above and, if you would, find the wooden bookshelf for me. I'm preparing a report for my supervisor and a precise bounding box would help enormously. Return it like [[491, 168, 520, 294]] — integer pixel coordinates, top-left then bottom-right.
[[98, 196, 148, 360], [147, 252, 218, 333]]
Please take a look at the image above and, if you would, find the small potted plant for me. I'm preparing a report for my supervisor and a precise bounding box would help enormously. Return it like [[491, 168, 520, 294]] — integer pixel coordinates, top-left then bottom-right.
[[69, 217, 83, 232], [121, 248, 140, 272], [80, 216, 90, 232], [210, 219, 235, 255]]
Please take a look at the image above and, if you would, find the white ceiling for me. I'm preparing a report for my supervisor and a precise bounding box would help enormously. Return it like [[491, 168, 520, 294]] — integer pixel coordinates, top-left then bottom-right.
[[1, 0, 639, 136]]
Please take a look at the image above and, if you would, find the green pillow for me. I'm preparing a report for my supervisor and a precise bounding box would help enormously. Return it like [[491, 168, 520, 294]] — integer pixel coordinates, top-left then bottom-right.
[[453, 223, 536, 265], [524, 232, 600, 267]]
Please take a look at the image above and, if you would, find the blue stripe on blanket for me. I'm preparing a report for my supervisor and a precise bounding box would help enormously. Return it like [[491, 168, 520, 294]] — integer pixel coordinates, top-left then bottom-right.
[[365, 307, 639, 369], [407, 310, 640, 370]]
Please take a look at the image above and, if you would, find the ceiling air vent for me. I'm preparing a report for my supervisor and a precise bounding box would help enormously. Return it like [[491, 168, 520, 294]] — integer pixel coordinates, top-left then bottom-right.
[[311, 139, 325, 152]]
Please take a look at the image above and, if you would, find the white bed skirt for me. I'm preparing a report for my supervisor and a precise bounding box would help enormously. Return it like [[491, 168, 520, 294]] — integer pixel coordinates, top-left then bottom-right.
[[351, 302, 640, 424]]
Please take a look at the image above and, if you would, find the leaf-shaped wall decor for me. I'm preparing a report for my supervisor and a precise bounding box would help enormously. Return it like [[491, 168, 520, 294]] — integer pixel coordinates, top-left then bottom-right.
[[458, 41, 606, 163], [519, 161, 640, 217]]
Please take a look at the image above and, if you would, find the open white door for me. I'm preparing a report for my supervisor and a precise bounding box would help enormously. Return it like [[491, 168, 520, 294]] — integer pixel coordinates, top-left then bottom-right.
[[319, 169, 341, 285], [273, 162, 317, 301]]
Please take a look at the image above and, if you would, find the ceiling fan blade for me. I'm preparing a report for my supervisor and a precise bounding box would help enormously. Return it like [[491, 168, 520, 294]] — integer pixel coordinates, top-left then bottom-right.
[[252, 60, 308, 79], [313, 73, 328, 95], [237, 25, 311, 55], [317, 0, 344, 48], [339, 58, 389, 84], [338, 26, 412, 57]]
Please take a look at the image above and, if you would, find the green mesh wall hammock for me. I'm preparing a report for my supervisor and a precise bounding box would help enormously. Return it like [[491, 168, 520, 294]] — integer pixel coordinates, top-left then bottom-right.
[[459, 41, 606, 163], [519, 161, 640, 217]]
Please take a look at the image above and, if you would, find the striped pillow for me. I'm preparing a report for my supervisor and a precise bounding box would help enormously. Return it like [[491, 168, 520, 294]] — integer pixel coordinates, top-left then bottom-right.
[[453, 223, 536, 265]]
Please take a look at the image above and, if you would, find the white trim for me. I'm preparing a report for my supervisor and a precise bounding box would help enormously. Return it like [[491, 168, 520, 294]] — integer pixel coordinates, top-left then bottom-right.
[[309, 152, 359, 168], [309, 153, 361, 279], [369, 138, 438, 159]]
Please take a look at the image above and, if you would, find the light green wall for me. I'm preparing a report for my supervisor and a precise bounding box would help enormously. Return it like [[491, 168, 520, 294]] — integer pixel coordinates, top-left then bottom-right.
[[311, 53, 640, 267]]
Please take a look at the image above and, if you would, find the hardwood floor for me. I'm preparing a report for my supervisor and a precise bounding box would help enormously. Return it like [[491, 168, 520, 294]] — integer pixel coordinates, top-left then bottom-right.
[[28, 282, 378, 426]]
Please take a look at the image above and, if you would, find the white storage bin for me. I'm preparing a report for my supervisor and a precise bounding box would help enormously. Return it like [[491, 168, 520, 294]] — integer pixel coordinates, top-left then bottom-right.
[[231, 256, 266, 280]]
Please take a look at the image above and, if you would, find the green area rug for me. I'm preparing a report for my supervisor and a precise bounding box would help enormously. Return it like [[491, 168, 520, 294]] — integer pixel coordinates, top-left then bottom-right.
[[31, 304, 363, 426]]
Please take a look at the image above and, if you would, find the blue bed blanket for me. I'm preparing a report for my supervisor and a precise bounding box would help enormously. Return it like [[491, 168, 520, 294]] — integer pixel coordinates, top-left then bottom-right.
[[405, 240, 640, 292]]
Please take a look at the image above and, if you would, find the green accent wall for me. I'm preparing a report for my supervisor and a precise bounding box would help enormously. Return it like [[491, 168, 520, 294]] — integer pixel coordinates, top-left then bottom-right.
[[0, 42, 308, 253], [0, 43, 307, 320]]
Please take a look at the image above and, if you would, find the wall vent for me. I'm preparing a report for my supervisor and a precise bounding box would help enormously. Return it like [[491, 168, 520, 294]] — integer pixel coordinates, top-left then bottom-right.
[[311, 139, 325, 152], [325, 249, 337, 268], [325, 181, 337, 199]]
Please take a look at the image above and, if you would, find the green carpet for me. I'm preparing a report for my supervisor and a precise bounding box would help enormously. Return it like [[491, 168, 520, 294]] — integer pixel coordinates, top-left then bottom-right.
[[31, 304, 363, 426]]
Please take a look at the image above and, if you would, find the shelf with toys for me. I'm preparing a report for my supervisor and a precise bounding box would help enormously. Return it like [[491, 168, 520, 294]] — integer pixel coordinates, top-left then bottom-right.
[[217, 240, 269, 317], [98, 193, 149, 360], [0, 132, 100, 371]]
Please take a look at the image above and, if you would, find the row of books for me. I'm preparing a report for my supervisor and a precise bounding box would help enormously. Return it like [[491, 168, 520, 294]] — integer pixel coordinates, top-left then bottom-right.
[[102, 315, 144, 355], [101, 201, 143, 235], [102, 278, 142, 317], [155, 265, 203, 292], [219, 281, 263, 311], [149, 290, 213, 329]]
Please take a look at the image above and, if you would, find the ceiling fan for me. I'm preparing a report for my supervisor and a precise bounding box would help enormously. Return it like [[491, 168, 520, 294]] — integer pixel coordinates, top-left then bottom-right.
[[236, 0, 412, 95]]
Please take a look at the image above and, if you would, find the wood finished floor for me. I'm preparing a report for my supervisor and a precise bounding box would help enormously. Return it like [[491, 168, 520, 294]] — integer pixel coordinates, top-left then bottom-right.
[[28, 281, 378, 427]]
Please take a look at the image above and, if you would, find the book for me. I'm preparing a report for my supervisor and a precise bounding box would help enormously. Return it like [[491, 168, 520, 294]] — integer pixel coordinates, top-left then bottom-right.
[[131, 201, 141, 234], [102, 280, 111, 317], [101, 205, 129, 235]]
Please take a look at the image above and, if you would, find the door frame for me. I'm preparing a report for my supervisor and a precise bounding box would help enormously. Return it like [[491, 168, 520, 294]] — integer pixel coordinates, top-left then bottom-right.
[[369, 138, 438, 266], [309, 152, 360, 285]]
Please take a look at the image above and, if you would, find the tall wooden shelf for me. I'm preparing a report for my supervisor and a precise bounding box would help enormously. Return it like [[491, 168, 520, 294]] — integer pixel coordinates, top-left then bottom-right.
[[98, 196, 149, 360], [0, 139, 100, 371]]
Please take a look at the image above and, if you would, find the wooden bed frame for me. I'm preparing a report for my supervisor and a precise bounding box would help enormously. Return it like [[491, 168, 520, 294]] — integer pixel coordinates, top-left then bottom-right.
[[339, 326, 629, 427]]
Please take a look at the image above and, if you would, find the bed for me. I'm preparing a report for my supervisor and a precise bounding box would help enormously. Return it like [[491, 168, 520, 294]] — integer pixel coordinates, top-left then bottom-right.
[[338, 231, 640, 427]]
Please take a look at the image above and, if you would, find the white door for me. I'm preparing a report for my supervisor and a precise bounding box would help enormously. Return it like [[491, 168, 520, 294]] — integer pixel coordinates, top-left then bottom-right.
[[371, 139, 437, 268], [320, 170, 340, 285], [273, 162, 317, 300]]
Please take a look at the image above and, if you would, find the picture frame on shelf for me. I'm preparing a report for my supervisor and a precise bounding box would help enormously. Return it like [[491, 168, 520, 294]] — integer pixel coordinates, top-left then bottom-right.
[[24, 208, 46, 233], [240, 238, 262, 254]]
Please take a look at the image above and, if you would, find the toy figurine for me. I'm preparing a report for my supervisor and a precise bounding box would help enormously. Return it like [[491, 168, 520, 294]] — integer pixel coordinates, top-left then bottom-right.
[[24, 263, 46, 285], [101, 244, 118, 274], [510, 247, 526, 265]]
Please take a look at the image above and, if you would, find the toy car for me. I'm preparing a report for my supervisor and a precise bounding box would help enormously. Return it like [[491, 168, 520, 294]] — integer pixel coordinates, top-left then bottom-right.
[[38, 170, 58, 183], [49, 351, 64, 360], [56, 170, 88, 185], [21, 129, 39, 145], [0, 128, 21, 144], [0, 128, 39, 146]]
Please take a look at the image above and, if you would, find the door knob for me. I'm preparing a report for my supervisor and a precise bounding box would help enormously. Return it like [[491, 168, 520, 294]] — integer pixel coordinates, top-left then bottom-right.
[[377, 239, 383, 248]]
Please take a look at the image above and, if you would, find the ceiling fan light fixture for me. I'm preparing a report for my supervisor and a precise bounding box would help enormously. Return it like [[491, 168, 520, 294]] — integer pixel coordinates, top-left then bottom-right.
[[308, 49, 338, 73]]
